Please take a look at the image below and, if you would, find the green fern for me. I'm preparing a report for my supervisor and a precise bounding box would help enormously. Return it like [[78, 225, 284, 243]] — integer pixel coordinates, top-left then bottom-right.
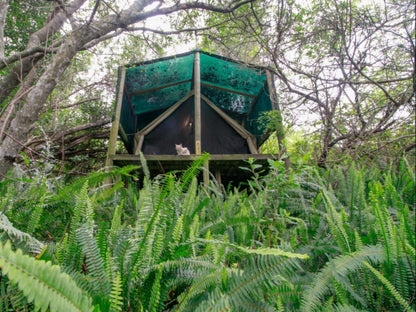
[[0, 212, 45, 255], [301, 245, 385, 312], [363, 261, 415, 312], [109, 272, 123, 312], [148, 263, 163, 312], [322, 190, 351, 253], [179, 153, 210, 191], [0, 240, 96, 312], [186, 253, 303, 312], [76, 224, 111, 298], [26, 193, 46, 236], [169, 215, 184, 255]]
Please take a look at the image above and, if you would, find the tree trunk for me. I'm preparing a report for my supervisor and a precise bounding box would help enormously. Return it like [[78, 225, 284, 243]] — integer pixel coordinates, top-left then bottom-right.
[[0, 0, 8, 59], [0, 37, 79, 175]]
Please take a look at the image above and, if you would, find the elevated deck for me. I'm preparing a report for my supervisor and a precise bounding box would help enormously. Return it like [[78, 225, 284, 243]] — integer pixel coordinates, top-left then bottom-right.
[[110, 154, 278, 186]]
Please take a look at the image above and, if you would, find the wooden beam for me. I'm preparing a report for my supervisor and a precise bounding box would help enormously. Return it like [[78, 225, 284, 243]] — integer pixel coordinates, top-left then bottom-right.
[[128, 79, 192, 96], [134, 133, 144, 155], [110, 153, 277, 162], [214, 170, 221, 186], [194, 52, 202, 155], [119, 124, 128, 144], [124, 84, 136, 115], [137, 90, 194, 137], [246, 136, 258, 154], [203, 159, 209, 186], [201, 81, 256, 98], [106, 66, 126, 167]]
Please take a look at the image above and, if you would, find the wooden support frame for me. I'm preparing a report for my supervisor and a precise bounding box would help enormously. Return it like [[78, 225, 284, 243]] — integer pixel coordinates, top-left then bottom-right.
[[194, 52, 202, 155], [203, 159, 209, 186], [200, 82, 256, 98], [106, 66, 126, 167], [133, 90, 194, 154], [119, 124, 129, 144], [201, 94, 258, 154], [128, 79, 192, 96], [124, 85, 137, 115]]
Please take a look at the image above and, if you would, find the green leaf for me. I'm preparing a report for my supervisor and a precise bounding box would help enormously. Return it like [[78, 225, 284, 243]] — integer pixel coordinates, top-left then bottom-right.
[[0, 240, 96, 312]]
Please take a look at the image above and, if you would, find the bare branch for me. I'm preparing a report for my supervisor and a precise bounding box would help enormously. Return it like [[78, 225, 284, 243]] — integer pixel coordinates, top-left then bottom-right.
[[57, 97, 101, 110], [87, 0, 101, 25], [0, 47, 58, 69]]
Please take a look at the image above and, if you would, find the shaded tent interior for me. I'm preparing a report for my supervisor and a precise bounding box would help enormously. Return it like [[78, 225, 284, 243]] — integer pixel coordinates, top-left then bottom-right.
[[106, 50, 285, 185]]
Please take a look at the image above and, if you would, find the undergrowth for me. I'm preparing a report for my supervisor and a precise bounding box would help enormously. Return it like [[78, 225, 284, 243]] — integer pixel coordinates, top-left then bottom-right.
[[0, 155, 414, 311]]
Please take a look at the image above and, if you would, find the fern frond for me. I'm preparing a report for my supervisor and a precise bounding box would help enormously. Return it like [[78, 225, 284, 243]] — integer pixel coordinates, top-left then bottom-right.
[[50, 165, 139, 203], [227, 255, 301, 303], [76, 224, 111, 297], [0, 240, 95, 312], [64, 183, 87, 267], [363, 261, 415, 312], [369, 182, 394, 262], [174, 265, 223, 312], [56, 233, 68, 264], [193, 288, 230, 312], [331, 303, 368, 312], [194, 238, 309, 259], [180, 153, 210, 191], [109, 201, 123, 244], [0, 212, 44, 255], [109, 272, 123, 312], [26, 193, 46, 235], [169, 215, 184, 255], [322, 190, 351, 253], [148, 263, 163, 312], [301, 245, 384, 312]]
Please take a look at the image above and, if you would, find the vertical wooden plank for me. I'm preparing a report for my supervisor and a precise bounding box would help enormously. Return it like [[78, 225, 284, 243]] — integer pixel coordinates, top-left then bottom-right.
[[214, 170, 221, 186], [106, 66, 126, 167], [203, 159, 209, 186], [194, 52, 202, 155]]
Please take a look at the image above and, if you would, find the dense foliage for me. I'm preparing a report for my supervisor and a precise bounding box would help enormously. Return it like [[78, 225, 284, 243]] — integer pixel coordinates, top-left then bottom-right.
[[1, 0, 414, 174], [0, 155, 414, 311]]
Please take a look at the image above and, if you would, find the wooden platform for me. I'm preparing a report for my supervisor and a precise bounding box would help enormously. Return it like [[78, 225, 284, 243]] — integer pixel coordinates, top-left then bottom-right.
[[109, 154, 279, 187]]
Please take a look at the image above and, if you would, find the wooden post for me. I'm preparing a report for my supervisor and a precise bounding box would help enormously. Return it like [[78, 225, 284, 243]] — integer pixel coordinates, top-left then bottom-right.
[[214, 170, 221, 186], [194, 52, 202, 155], [203, 159, 210, 186], [106, 66, 126, 167], [194, 52, 208, 185]]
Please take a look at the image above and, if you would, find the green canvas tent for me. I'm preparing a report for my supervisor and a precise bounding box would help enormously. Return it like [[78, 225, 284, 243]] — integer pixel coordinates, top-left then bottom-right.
[[106, 50, 284, 185]]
